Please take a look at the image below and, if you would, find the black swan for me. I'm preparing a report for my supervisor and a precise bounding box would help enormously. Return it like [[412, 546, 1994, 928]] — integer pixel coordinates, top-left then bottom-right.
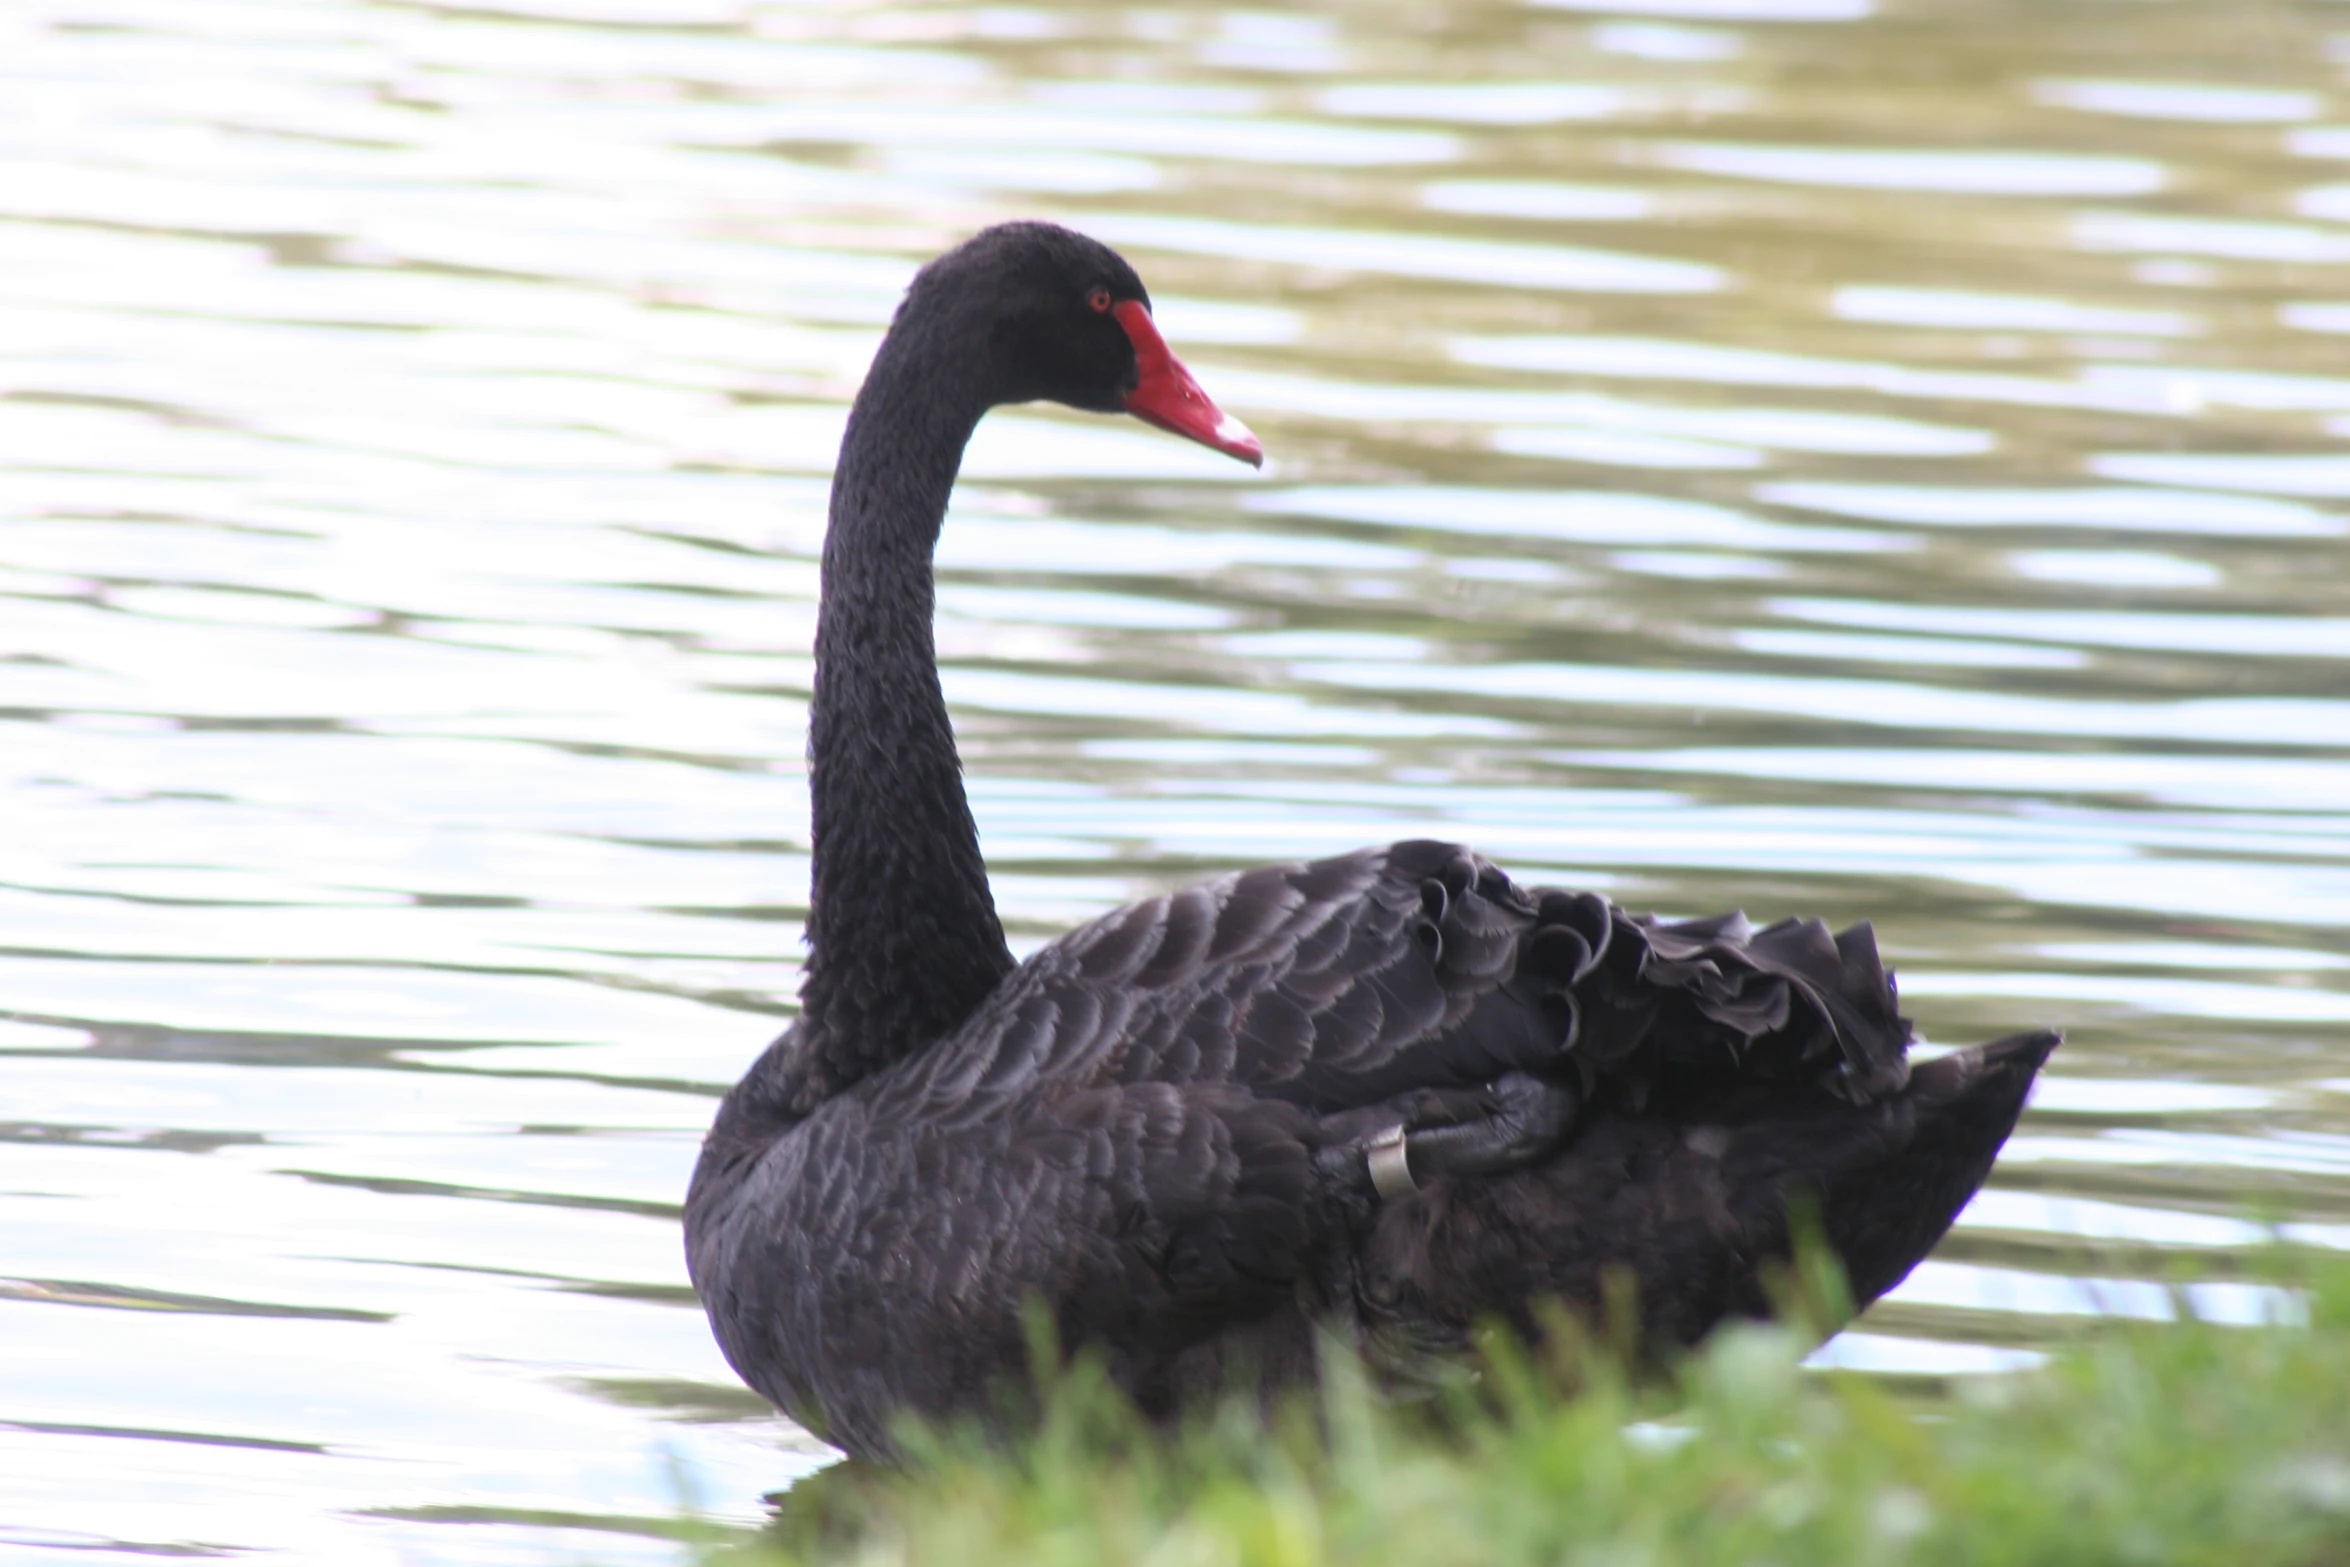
[[684, 221, 2057, 1463]]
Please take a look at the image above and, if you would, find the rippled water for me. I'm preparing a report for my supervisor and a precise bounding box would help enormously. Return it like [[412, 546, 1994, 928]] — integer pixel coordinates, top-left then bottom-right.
[[6, 0, 2350, 1557]]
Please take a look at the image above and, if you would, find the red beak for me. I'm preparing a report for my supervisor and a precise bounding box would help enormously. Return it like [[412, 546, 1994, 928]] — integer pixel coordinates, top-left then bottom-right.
[[1113, 300, 1264, 468]]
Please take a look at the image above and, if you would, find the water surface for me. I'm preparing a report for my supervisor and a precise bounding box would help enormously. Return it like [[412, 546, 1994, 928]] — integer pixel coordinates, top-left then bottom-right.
[[5, 0, 2349, 1558]]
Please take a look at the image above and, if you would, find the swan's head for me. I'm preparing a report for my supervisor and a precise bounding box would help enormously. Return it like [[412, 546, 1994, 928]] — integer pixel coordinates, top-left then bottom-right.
[[903, 222, 1264, 468]]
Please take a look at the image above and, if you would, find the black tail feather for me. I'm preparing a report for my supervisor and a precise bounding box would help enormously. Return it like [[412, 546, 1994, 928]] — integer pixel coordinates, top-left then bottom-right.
[[1355, 1028, 2059, 1364], [1826, 1028, 2060, 1307]]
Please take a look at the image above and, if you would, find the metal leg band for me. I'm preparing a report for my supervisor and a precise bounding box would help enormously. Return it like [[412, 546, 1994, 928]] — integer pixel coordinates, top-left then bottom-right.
[[1366, 1123, 1417, 1201]]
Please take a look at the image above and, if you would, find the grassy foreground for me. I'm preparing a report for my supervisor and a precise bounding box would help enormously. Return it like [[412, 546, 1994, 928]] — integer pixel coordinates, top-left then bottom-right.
[[701, 1253, 2350, 1567]]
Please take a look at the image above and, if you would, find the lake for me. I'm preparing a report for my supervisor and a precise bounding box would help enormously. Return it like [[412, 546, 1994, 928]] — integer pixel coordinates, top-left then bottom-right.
[[4, 0, 2349, 1558]]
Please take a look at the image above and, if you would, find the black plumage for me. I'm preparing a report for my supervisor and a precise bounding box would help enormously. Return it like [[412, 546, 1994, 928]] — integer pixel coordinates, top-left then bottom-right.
[[684, 223, 2056, 1464]]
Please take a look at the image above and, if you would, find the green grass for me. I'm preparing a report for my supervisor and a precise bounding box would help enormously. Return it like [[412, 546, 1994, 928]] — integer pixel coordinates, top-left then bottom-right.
[[699, 1252, 2350, 1567]]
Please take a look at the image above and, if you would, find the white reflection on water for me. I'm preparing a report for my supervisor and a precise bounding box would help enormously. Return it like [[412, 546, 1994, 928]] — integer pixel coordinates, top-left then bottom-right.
[[1318, 659, 2350, 749], [1756, 483, 2344, 536], [885, 145, 1162, 194], [1832, 285, 2198, 337], [2281, 301, 2350, 337], [1731, 628, 2085, 671], [1898, 974, 2350, 1027], [1592, 20, 1746, 60], [2091, 451, 2350, 497], [1452, 335, 2205, 414], [1321, 82, 1746, 125], [1422, 179, 1660, 221], [1611, 550, 1786, 580], [1496, 425, 1763, 469], [1535, 0, 1868, 19], [1214, 367, 1991, 457], [1654, 143, 2166, 196], [1249, 486, 1897, 550], [1197, 10, 1341, 74], [2035, 80, 2321, 125], [1807, 1334, 2047, 1376], [2083, 363, 2350, 413], [2004, 1131, 2350, 1179], [2039, 943, 2350, 974], [2020, 1078, 2283, 1116], [2008, 550, 2217, 588], [1893, 1261, 2300, 1325], [2073, 209, 2350, 263], [1774, 597, 2350, 658], [1084, 213, 1725, 292]]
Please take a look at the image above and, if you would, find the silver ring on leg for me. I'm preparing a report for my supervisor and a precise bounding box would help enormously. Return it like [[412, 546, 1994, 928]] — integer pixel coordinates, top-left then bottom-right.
[[1366, 1123, 1417, 1201]]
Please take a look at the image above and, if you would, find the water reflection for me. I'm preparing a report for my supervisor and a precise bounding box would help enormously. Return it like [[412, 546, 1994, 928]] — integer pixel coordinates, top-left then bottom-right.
[[4, 0, 2349, 1559]]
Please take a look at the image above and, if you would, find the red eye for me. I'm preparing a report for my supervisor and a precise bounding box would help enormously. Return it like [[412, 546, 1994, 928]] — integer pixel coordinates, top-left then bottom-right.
[[1088, 287, 1113, 313]]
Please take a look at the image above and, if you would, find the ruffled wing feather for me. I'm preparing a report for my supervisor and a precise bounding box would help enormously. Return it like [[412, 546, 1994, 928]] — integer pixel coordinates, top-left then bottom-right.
[[887, 839, 1911, 1122]]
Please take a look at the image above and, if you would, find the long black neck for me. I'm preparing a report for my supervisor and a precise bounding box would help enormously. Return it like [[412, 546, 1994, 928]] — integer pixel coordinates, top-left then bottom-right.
[[795, 319, 1016, 1095]]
